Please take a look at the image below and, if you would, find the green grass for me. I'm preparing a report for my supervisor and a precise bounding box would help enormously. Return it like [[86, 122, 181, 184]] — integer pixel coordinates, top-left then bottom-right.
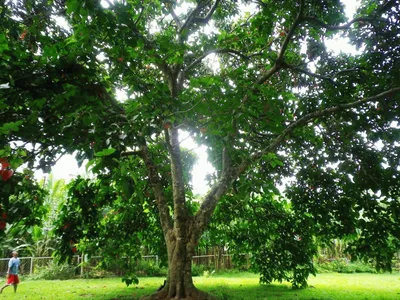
[[0, 272, 399, 299]]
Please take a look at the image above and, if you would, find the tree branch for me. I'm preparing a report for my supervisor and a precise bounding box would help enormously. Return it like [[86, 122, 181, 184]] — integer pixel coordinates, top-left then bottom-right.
[[277, 0, 305, 62], [237, 87, 400, 174], [121, 150, 142, 157], [286, 64, 336, 84], [134, 5, 145, 26], [184, 48, 250, 73], [169, 7, 182, 28], [193, 147, 236, 239], [140, 144, 173, 235], [192, 0, 220, 24], [250, 0, 305, 88], [179, 0, 220, 34], [255, 64, 280, 85], [302, 16, 385, 31], [284, 64, 363, 84]]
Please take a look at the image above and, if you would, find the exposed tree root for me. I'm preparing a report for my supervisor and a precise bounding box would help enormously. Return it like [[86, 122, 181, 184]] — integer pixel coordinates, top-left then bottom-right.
[[140, 287, 218, 300]]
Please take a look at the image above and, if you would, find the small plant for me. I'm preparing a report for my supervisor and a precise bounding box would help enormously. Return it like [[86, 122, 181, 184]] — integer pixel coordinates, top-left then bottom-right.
[[203, 269, 215, 278], [31, 261, 77, 280], [121, 273, 139, 287], [134, 260, 167, 277], [191, 264, 208, 276], [315, 259, 376, 274]]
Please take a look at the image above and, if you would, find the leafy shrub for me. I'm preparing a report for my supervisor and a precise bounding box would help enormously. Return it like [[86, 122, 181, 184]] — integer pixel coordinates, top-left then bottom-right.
[[122, 273, 139, 287], [191, 264, 210, 276], [31, 261, 77, 280], [315, 259, 376, 274], [134, 260, 167, 277], [81, 267, 115, 279], [203, 270, 216, 278]]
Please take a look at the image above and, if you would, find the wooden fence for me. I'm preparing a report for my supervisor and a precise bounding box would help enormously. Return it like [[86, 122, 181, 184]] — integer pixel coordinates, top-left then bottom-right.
[[1, 251, 398, 277]]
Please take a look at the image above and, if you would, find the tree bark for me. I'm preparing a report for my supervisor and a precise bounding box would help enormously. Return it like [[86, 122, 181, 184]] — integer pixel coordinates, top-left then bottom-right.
[[141, 225, 217, 300]]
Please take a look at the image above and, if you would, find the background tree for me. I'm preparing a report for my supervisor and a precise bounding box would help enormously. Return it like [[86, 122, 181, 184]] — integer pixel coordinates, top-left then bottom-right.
[[1, 0, 400, 299]]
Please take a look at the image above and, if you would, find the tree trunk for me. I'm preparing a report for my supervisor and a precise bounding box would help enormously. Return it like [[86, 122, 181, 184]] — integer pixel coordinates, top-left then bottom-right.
[[141, 230, 217, 300], [140, 126, 235, 299]]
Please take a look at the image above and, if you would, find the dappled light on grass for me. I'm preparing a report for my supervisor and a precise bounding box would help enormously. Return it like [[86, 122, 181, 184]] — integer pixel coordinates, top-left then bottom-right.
[[2, 273, 398, 300], [194, 272, 400, 300]]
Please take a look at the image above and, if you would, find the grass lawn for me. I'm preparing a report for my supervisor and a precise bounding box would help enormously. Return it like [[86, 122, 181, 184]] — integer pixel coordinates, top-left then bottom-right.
[[0, 272, 399, 299]]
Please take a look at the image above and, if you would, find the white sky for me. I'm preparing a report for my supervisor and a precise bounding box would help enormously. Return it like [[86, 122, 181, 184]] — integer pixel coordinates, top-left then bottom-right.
[[34, 0, 360, 195]]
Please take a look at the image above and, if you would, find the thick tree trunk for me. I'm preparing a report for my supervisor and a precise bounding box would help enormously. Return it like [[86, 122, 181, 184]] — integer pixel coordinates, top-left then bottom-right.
[[140, 118, 233, 299], [141, 230, 217, 300]]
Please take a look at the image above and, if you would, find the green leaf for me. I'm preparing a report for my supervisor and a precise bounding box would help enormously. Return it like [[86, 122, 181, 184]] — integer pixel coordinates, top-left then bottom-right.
[[66, 0, 80, 15], [121, 274, 139, 287], [0, 33, 9, 53], [65, 35, 78, 45], [0, 121, 24, 134], [85, 159, 97, 172], [94, 148, 116, 157], [10, 156, 24, 169]]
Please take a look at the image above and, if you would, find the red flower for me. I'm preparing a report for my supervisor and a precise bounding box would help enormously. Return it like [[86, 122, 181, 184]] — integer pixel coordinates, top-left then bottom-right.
[[1, 169, 14, 181], [20, 30, 28, 40], [0, 221, 6, 230], [0, 158, 10, 170]]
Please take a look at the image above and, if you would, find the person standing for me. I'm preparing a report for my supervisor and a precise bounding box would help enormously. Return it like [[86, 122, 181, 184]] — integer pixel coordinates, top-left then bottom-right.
[[0, 251, 20, 293]]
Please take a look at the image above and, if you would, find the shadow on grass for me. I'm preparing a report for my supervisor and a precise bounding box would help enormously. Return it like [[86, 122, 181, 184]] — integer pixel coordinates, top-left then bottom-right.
[[205, 284, 298, 300], [197, 273, 400, 300], [12, 273, 400, 300]]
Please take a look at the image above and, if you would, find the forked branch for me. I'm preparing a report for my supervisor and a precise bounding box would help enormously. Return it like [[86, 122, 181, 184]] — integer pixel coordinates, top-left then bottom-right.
[[255, 0, 305, 86], [179, 0, 220, 34]]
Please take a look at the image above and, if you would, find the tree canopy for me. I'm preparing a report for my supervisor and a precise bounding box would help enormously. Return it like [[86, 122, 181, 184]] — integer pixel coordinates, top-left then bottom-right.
[[1, 0, 400, 299]]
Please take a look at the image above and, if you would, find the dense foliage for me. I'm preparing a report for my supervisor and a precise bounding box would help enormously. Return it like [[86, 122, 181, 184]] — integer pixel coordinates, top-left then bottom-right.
[[1, 0, 400, 298]]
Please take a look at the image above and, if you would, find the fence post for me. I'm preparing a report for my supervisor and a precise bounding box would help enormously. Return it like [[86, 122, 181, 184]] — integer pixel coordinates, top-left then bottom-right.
[[81, 254, 84, 277], [30, 257, 33, 275]]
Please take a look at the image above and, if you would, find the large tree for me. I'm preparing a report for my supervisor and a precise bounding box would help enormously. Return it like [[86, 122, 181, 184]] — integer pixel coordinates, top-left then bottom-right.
[[1, 0, 400, 299]]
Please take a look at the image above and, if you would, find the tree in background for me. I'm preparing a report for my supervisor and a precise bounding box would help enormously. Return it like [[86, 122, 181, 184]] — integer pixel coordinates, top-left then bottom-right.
[[1, 0, 400, 299], [0, 156, 47, 255]]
